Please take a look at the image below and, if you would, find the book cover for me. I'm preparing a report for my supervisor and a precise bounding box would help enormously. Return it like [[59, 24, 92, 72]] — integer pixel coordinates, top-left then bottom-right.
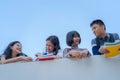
[[104, 40, 120, 58], [35, 55, 55, 61]]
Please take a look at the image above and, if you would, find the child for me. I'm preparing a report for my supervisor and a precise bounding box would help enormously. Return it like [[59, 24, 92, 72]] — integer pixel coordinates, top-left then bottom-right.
[[0, 41, 32, 64], [63, 31, 90, 58], [35, 35, 63, 60]]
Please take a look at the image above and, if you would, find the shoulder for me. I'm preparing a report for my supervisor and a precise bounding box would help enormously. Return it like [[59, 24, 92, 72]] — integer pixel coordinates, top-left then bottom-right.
[[63, 48, 71, 51], [109, 33, 120, 40], [63, 48, 72, 53], [0, 55, 6, 58], [91, 38, 97, 47], [57, 49, 63, 56], [58, 49, 63, 53]]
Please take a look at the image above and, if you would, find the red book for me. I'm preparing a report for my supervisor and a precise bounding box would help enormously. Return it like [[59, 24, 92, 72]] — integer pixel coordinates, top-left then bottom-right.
[[36, 56, 55, 61]]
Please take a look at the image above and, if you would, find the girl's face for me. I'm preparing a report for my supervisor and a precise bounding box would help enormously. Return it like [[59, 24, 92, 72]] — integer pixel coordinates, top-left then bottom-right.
[[72, 34, 80, 47], [10, 43, 22, 54], [46, 40, 55, 53]]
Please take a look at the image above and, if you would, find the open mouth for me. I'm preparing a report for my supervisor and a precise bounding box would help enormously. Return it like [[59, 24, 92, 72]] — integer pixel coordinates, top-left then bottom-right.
[[17, 48, 21, 52], [76, 40, 80, 43]]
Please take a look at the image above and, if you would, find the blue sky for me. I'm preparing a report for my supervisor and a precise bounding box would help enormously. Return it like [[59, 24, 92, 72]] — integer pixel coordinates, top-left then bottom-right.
[[0, 0, 120, 58]]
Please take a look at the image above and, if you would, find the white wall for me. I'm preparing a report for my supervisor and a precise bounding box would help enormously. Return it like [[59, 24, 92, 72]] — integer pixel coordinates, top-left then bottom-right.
[[0, 56, 120, 80]]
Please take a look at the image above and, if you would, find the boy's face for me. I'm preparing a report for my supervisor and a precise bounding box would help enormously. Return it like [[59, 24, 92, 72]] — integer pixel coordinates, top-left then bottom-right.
[[91, 24, 105, 37]]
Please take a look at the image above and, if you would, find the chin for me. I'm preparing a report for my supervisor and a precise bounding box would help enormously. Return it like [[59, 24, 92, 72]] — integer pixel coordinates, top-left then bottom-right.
[[76, 42, 79, 45], [95, 34, 98, 37], [17, 51, 22, 54]]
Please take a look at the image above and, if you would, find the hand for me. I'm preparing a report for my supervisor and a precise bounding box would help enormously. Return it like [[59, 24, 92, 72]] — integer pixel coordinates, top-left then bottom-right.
[[81, 50, 89, 57], [54, 55, 62, 59], [26, 57, 33, 61], [69, 50, 82, 58], [99, 46, 109, 54], [0, 61, 2, 64], [18, 56, 33, 62], [35, 52, 42, 57], [0, 55, 6, 64]]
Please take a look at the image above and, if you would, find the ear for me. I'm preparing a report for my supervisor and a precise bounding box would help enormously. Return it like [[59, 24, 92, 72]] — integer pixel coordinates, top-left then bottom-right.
[[101, 25, 105, 30], [102, 25, 106, 30]]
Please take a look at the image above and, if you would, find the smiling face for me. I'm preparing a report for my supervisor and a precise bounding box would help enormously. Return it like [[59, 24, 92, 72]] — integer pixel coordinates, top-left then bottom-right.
[[91, 24, 105, 37], [46, 40, 55, 53], [72, 34, 80, 47], [10, 43, 22, 55]]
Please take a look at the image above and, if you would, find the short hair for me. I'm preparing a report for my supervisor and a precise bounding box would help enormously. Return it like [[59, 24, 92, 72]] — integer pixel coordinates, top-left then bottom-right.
[[46, 35, 61, 55], [66, 31, 81, 46], [90, 19, 106, 30]]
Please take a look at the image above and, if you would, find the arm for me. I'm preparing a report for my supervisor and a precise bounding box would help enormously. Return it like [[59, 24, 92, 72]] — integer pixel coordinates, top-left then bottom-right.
[[69, 49, 90, 58], [0, 55, 21, 64], [63, 48, 88, 58], [98, 46, 110, 54], [81, 49, 91, 57], [0, 61, 3, 64], [56, 49, 63, 58], [0, 56, 32, 64], [98, 33, 120, 54], [113, 33, 120, 40], [63, 48, 71, 58], [91, 39, 102, 55], [35, 52, 42, 57], [69, 50, 82, 58], [92, 46, 102, 55]]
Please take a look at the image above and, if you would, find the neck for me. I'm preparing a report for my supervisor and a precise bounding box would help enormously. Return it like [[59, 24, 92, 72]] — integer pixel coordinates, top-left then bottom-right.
[[99, 32, 107, 38], [12, 52, 17, 58], [71, 44, 78, 48]]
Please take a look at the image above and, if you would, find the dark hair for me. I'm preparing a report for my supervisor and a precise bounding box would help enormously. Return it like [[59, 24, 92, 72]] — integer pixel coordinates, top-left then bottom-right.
[[66, 31, 81, 46], [46, 35, 61, 55], [90, 19, 106, 30], [2, 41, 25, 59]]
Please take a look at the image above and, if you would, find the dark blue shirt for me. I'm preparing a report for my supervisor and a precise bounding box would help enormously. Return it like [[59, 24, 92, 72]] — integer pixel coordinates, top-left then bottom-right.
[[91, 33, 120, 55]]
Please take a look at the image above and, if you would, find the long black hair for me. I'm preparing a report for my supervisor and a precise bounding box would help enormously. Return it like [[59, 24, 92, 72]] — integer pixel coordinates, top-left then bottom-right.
[[46, 35, 61, 55], [2, 41, 26, 59]]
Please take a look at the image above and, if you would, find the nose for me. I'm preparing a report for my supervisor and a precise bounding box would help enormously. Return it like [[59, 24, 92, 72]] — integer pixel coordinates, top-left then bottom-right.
[[92, 29, 96, 34], [93, 30, 95, 34], [77, 37, 80, 40]]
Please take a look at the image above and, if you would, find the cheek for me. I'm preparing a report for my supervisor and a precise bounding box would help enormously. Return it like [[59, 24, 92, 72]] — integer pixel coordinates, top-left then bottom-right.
[[11, 47, 16, 51], [93, 28, 99, 34], [73, 38, 75, 42], [48, 47, 54, 52], [50, 47, 54, 51], [46, 46, 49, 51], [93, 28, 97, 32], [46, 46, 52, 52]]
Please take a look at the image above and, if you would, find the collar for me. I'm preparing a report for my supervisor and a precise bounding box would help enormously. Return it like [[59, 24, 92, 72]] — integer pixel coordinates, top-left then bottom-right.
[[97, 33, 110, 40], [71, 46, 79, 49]]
